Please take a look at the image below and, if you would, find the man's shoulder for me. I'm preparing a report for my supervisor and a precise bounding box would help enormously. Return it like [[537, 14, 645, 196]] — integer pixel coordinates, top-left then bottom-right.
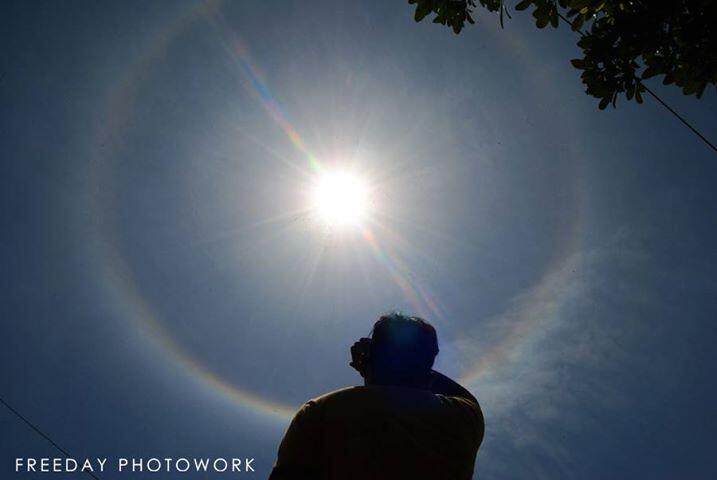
[[290, 387, 363, 418], [436, 394, 484, 421], [304, 386, 366, 406], [305, 386, 480, 409], [302, 385, 444, 412], [295, 386, 483, 442]]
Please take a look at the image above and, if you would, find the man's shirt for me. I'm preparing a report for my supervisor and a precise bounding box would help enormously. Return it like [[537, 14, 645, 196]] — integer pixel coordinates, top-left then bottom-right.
[[269, 385, 484, 480]]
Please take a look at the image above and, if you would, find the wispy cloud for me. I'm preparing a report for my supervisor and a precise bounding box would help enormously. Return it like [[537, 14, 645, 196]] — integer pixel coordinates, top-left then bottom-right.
[[454, 228, 651, 479]]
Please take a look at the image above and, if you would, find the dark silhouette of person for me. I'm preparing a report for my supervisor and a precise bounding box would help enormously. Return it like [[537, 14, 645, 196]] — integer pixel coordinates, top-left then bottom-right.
[[269, 313, 484, 480]]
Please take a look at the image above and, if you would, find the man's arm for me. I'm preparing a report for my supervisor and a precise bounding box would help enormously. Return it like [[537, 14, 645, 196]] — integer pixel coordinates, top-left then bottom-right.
[[428, 369, 478, 404], [428, 369, 485, 447], [268, 401, 322, 480]]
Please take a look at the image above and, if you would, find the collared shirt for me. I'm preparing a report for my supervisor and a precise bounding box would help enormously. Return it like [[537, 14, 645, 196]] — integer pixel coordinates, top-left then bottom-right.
[[269, 385, 484, 480]]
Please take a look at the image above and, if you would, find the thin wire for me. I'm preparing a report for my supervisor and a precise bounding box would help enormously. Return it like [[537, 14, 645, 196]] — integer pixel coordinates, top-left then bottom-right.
[[557, 12, 585, 37], [0, 395, 101, 480], [556, 11, 717, 155], [641, 84, 717, 153]]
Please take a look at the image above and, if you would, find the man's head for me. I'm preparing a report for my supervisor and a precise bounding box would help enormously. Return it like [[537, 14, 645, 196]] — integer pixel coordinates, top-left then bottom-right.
[[366, 313, 439, 388]]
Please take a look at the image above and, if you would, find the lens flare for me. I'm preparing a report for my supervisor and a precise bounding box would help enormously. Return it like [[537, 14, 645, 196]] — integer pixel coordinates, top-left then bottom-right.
[[312, 171, 369, 227]]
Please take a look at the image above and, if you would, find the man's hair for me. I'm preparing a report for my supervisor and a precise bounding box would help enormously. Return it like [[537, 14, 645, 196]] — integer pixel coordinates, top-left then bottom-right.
[[369, 313, 439, 385]]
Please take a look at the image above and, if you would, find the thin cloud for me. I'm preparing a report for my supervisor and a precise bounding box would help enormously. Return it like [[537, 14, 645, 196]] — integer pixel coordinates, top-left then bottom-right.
[[455, 228, 651, 478]]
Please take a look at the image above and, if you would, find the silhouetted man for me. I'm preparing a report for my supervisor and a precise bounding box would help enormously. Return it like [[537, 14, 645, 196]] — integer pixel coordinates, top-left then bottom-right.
[[269, 313, 484, 480]]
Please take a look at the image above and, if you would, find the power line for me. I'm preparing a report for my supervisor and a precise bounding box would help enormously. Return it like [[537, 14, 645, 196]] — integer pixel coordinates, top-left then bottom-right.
[[641, 83, 717, 154], [0, 395, 101, 480], [556, 12, 717, 155]]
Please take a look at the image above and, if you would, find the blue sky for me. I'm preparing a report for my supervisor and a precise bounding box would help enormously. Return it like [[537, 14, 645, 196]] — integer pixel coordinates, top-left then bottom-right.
[[2, 1, 717, 478]]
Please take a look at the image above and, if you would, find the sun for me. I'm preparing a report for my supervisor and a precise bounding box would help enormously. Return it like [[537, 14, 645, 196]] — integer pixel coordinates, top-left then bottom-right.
[[312, 171, 369, 227]]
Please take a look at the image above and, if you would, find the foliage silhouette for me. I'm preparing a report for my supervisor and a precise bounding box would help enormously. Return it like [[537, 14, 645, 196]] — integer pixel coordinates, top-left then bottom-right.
[[408, 1, 717, 109]]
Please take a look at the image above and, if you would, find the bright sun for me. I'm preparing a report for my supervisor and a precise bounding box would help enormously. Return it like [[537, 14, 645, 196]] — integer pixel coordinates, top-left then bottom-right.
[[312, 171, 369, 227]]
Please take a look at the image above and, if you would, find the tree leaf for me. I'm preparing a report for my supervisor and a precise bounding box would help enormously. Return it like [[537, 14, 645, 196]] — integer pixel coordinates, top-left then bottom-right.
[[641, 66, 660, 79], [515, 0, 532, 11], [414, 3, 431, 22], [550, 12, 559, 28], [626, 85, 634, 100]]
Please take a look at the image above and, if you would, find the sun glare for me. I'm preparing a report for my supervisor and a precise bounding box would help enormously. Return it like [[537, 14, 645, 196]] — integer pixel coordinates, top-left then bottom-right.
[[312, 171, 369, 227]]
